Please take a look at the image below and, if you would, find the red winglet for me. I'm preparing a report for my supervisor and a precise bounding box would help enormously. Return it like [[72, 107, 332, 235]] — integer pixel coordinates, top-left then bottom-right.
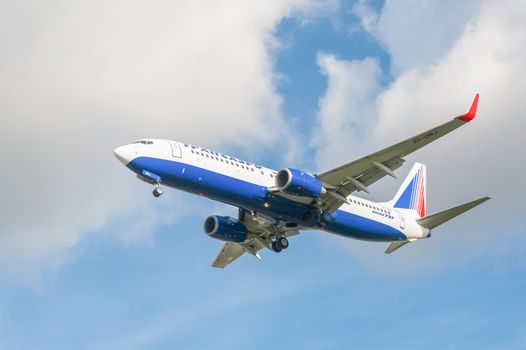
[[456, 93, 479, 122]]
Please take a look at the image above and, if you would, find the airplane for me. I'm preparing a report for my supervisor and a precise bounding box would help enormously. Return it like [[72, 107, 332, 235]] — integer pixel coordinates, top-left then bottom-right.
[[114, 94, 490, 268]]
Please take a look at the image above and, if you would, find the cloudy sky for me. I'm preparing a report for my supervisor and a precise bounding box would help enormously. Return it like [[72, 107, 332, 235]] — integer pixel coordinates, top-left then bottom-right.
[[1, 0, 525, 348]]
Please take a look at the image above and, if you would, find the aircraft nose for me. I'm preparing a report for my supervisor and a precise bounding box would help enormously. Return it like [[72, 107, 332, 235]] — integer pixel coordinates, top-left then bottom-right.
[[113, 145, 136, 165]]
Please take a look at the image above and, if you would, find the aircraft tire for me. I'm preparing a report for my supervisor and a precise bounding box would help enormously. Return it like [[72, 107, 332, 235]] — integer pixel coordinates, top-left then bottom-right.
[[278, 237, 289, 249], [153, 187, 163, 197]]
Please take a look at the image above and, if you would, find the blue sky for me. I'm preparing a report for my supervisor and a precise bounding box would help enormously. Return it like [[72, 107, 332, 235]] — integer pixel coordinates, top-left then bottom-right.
[[1, 1, 526, 349]]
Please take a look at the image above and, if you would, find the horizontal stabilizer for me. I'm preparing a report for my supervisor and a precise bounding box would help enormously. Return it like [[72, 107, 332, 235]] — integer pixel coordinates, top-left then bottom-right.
[[417, 196, 491, 230], [385, 240, 410, 254]]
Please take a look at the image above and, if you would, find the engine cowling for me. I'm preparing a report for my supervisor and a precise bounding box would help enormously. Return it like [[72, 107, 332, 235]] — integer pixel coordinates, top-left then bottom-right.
[[275, 168, 325, 197], [204, 215, 248, 243]]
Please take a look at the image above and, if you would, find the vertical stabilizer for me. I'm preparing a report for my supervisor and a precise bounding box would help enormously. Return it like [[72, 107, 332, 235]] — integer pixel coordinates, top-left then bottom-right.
[[388, 163, 426, 217]]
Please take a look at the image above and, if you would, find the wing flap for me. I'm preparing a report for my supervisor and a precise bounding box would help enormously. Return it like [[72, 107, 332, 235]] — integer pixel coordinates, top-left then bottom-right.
[[319, 157, 405, 212]]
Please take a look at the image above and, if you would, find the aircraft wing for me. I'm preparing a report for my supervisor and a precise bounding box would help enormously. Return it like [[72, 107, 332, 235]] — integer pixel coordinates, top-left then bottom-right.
[[317, 94, 479, 213], [212, 242, 246, 268], [211, 210, 300, 268]]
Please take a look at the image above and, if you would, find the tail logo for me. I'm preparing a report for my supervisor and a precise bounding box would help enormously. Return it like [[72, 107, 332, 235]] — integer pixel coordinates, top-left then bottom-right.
[[394, 166, 426, 217]]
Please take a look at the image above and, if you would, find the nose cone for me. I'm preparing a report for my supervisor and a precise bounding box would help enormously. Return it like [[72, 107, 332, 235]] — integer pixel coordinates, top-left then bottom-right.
[[113, 145, 136, 165]]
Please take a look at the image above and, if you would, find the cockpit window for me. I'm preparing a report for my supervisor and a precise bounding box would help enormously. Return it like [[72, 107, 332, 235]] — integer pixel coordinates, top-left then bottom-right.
[[132, 140, 154, 145]]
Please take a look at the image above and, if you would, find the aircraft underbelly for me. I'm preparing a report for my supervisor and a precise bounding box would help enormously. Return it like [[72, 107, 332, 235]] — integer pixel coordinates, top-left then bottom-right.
[[326, 210, 406, 242], [128, 157, 312, 221]]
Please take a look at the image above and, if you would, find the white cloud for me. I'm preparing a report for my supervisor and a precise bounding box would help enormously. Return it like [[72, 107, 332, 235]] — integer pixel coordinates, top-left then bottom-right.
[[314, 0, 526, 269], [351, 0, 379, 35], [0, 0, 337, 279], [353, 0, 481, 74], [313, 54, 382, 171]]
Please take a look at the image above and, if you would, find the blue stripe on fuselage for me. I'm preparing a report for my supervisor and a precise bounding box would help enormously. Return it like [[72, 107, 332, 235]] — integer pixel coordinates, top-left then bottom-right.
[[127, 156, 406, 242], [326, 210, 406, 242], [127, 157, 314, 223]]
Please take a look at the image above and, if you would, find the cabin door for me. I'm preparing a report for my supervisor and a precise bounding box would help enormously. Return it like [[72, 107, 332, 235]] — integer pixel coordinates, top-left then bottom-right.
[[170, 141, 182, 158]]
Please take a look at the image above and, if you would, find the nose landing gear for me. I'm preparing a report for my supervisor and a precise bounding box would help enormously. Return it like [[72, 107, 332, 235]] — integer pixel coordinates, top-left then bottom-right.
[[153, 184, 163, 197]]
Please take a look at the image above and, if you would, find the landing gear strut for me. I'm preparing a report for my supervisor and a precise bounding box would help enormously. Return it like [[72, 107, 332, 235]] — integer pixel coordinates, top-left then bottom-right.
[[271, 236, 289, 253], [153, 184, 163, 197]]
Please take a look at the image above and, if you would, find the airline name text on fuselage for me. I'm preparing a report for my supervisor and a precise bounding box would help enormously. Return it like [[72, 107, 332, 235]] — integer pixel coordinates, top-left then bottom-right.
[[183, 144, 263, 169]]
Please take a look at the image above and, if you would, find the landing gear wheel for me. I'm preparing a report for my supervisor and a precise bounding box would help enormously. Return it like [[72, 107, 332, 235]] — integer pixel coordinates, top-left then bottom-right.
[[277, 237, 289, 249], [153, 186, 163, 197], [271, 241, 282, 253]]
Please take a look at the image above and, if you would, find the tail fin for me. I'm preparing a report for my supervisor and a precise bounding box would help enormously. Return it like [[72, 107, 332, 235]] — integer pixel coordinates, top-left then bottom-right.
[[388, 163, 426, 217]]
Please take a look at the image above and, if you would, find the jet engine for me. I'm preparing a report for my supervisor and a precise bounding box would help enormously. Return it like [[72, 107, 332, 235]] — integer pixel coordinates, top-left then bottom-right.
[[275, 168, 325, 197], [204, 215, 248, 243]]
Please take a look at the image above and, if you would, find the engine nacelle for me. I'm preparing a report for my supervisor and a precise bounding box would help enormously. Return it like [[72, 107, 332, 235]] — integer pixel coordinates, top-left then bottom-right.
[[204, 215, 248, 243], [275, 168, 325, 198]]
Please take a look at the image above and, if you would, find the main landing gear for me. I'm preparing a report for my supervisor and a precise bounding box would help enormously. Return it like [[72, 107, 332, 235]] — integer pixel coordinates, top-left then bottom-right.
[[271, 236, 289, 253], [153, 184, 163, 197]]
